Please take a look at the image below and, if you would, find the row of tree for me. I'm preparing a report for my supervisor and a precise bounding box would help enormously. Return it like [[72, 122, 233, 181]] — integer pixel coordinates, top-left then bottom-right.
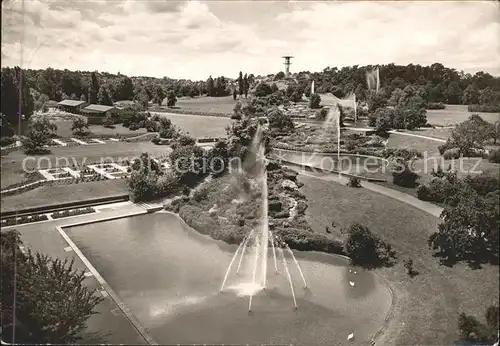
[[288, 63, 500, 105]]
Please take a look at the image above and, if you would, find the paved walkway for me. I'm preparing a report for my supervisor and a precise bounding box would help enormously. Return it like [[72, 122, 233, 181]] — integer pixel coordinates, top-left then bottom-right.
[[1, 202, 154, 345], [284, 165, 443, 218]]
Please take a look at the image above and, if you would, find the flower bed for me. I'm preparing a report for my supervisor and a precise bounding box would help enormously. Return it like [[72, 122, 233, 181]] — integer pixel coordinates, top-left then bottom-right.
[[51, 207, 95, 219], [1, 214, 49, 227]]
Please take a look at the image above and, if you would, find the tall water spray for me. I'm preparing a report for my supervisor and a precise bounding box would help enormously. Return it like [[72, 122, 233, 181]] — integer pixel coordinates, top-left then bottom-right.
[[321, 106, 341, 173], [220, 121, 307, 311]]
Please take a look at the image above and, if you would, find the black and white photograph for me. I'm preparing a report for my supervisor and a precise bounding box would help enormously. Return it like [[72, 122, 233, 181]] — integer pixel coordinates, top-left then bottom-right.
[[1, 0, 499, 345]]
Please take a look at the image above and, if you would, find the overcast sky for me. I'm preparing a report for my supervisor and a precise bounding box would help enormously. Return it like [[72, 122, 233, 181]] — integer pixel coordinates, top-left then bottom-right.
[[2, 0, 499, 80]]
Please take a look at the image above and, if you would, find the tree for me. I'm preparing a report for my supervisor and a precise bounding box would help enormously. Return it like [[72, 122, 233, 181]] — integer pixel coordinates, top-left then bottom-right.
[[243, 73, 249, 98], [309, 93, 321, 109], [115, 76, 134, 100], [274, 71, 285, 81], [448, 114, 492, 155], [1, 67, 35, 131], [88, 72, 99, 104], [207, 140, 229, 176], [97, 86, 113, 106], [343, 223, 394, 268], [479, 87, 495, 105], [267, 108, 294, 132], [238, 71, 244, 95], [169, 144, 206, 186], [158, 117, 178, 138], [367, 90, 387, 113], [79, 93, 87, 102], [233, 89, 238, 101], [1, 230, 102, 344], [444, 81, 462, 104], [255, 82, 273, 98], [206, 76, 215, 96], [153, 86, 165, 106], [22, 116, 57, 154], [136, 89, 149, 110], [71, 117, 90, 136], [428, 186, 499, 265], [232, 100, 242, 120], [167, 90, 177, 107], [462, 83, 479, 105]]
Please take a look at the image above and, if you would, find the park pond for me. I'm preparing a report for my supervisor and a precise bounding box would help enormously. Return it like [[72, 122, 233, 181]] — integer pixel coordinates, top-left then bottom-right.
[[65, 212, 392, 345]]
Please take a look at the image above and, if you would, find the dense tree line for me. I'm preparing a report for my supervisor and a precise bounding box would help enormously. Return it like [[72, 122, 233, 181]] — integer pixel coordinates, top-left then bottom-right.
[[291, 63, 500, 106]]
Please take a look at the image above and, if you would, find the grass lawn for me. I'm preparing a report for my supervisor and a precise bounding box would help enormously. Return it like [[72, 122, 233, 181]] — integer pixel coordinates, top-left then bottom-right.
[[53, 120, 148, 138], [163, 96, 237, 114], [407, 127, 453, 140], [1, 179, 128, 212], [426, 104, 499, 126], [298, 173, 499, 345], [1, 142, 171, 189], [386, 132, 442, 157], [151, 112, 231, 138]]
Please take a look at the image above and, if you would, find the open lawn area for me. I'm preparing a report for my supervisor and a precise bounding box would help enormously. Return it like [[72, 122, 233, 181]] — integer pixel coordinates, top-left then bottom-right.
[[426, 104, 499, 126], [163, 95, 237, 114], [386, 132, 442, 157], [0, 179, 128, 212], [406, 127, 452, 140], [1, 142, 171, 189], [151, 112, 231, 138], [298, 173, 499, 345]]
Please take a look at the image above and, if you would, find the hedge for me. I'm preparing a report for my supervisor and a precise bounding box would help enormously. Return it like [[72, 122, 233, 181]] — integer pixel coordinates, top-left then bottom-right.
[[1, 214, 49, 227]]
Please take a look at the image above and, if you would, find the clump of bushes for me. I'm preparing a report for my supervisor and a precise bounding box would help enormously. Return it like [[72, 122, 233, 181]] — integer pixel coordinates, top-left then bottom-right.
[[1, 214, 48, 227], [347, 176, 362, 188], [343, 223, 396, 268], [442, 148, 461, 160], [51, 207, 94, 219], [392, 159, 419, 187], [458, 305, 499, 344], [426, 102, 446, 110], [0, 136, 16, 147], [488, 149, 500, 163], [468, 104, 500, 113]]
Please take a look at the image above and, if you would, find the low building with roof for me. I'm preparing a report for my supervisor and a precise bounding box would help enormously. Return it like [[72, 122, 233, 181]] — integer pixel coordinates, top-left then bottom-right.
[[81, 104, 119, 124], [81, 104, 117, 116], [57, 100, 87, 113]]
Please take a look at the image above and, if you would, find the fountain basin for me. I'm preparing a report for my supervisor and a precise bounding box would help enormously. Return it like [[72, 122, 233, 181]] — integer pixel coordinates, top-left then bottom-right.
[[65, 213, 393, 345]]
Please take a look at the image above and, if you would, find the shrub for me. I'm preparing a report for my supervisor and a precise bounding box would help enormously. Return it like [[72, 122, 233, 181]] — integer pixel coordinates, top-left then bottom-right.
[[309, 93, 321, 109], [343, 223, 395, 268], [71, 117, 90, 136], [392, 159, 419, 187], [151, 137, 161, 145], [468, 104, 500, 113], [443, 148, 461, 160], [179, 205, 219, 236], [0, 136, 16, 147], [315, 108, 328, 121], [347, 176, 362, 188], [438, 139, 455, 155], [128, 122, 139, 131], [426, 102, 446, 110], [488, 149, 500, 163], [145, 120, 159, 132], [416, 184, 433, 201]]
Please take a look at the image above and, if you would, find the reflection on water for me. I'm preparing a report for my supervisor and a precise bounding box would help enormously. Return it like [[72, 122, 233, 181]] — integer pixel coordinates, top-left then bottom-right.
[[65, 213, 392, 346]]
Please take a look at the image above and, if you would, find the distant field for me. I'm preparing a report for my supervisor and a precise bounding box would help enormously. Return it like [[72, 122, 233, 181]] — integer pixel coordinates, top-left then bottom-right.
[[151, 112, 231, 138], [163, 96, 237, 114], [426, 104, 499, 126]]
